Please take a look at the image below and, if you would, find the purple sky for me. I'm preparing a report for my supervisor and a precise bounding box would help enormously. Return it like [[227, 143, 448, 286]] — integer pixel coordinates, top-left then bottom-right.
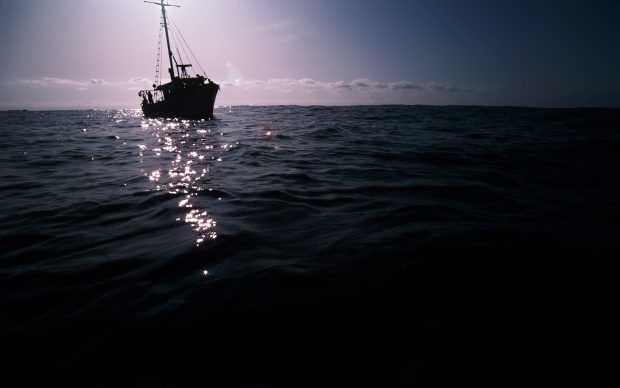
[[1, 0, 619, 109]]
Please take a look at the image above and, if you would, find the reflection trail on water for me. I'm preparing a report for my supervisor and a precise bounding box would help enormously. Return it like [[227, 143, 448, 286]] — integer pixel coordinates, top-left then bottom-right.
[[139, 118, 233, 246]]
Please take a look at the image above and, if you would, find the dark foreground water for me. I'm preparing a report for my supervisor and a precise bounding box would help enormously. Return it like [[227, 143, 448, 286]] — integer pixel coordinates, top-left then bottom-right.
[[1, 105, 618, 386]]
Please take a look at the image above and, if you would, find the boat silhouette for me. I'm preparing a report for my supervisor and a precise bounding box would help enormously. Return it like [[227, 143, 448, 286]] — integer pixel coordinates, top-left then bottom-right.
[[140, 1, 219, 119]]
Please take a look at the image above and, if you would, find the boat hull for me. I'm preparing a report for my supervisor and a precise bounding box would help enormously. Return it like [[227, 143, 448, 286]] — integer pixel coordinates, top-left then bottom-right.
[[142, 82, 219, 119]]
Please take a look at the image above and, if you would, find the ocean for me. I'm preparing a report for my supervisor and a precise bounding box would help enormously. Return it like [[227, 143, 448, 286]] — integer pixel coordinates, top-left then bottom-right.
[[1, 105, 618, 386]]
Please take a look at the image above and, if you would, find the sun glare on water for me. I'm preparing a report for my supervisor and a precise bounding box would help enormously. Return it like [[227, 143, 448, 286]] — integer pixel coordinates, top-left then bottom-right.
[[138, 117, 235, 253]]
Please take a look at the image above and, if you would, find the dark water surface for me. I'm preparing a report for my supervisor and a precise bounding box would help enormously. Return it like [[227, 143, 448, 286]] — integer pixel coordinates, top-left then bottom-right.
[[1, 106, 618, 386]]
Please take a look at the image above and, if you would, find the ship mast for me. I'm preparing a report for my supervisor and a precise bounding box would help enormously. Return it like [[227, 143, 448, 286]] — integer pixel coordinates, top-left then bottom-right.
[[145, 0, 179, 80]]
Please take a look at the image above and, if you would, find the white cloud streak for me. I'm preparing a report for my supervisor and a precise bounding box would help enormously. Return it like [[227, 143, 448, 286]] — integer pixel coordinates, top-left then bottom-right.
[[6, 77, 151, 89], [216, 77, 479, 105], [230, 77, 469, 94], [1, 76, 479, 108], [257, 20, 311, 43], [257, 20, 295, 33]]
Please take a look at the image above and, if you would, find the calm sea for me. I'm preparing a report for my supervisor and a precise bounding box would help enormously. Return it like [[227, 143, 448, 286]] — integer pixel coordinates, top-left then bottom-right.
[[1, 105, 618, 386]]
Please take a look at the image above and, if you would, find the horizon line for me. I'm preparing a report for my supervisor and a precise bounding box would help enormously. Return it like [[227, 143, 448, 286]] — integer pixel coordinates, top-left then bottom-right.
[[2, 103, 620, 112]]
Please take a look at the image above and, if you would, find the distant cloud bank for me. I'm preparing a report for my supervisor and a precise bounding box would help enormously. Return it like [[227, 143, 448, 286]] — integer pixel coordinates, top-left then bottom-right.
[[221, 77, 466, 93], [2, 75, 613, 109], [219, 77, 476, 105], [1, 75, 477, 108], [0, 77, 154, 109]]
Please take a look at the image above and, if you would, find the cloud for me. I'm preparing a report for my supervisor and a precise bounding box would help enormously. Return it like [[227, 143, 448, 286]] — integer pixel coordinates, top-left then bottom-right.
[[425, 82, 469, 93], [11, 77, 89, 88], [0, 76, 161, 109], [7, 77, 118, 89], [5, 76, 156, 91], [388, 81, 423, 90], [327, 81, 353, 90], [223, 78, 469, 95], [5, 75, 466, 93], [352, 80, 370, 88], [215, 77, 475, 105], [90, 78, 106, 85], [129, 77, 151, 84], [126, 77, 154, 91], [257, 20, 295, 33], [267, 78, 297, 86], [299, 78, 317, 85], [257, 20, 311, 43], [1, 75, 477, 108]]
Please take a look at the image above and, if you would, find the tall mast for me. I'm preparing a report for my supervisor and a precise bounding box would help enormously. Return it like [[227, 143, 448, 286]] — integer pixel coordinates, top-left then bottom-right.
[[145, 1, 179, 80]]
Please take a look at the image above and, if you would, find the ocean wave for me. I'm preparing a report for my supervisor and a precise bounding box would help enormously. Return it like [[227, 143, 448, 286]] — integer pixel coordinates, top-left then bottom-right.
[[1, 106, 619, 384]]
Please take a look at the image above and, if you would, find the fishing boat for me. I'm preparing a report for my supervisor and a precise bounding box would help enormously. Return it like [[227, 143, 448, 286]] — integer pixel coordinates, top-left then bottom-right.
[[139, 0, 219, 119]]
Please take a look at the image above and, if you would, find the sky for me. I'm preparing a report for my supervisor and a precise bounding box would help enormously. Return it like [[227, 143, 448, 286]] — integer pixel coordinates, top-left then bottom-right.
[[0, 0, 619, 109]]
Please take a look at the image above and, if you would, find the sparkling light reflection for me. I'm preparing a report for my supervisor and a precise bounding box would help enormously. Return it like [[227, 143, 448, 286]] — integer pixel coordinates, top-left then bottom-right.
[[139, 117, 234, 248]]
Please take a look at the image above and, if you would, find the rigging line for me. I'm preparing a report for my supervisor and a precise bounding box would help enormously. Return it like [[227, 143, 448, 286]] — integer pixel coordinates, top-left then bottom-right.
[[168, 17, 195, 77], [173, 16, 207, 78], [168, 15, 208, 78], [168, 19, 188, 72], [163, 11, 182, 77], [167, 16, 190, 72], [154, 18, 164, 86], [168, 22, 184, 69], [159, 26, 164, 86]]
